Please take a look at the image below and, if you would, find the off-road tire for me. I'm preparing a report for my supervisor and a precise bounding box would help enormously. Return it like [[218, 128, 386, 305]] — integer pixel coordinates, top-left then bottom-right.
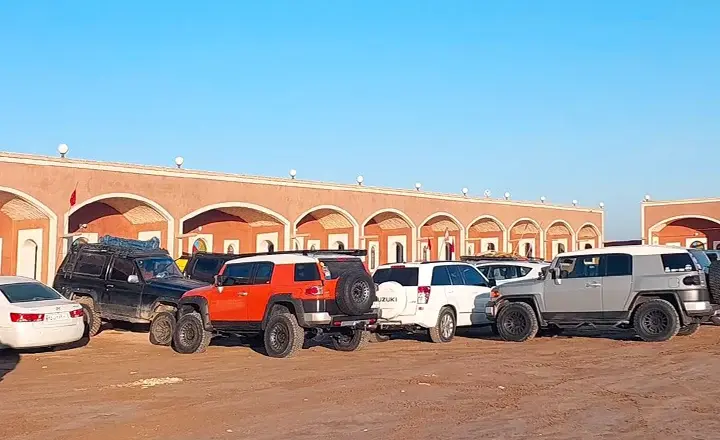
[[429, 307, 456, 343], [709, 261, 720, 304], [633, 299, 680, 342], [172, 312, 212, 354], [264, 312, 304, 358], [496, 302, 539, 342], [75, 296, 101, 337], [334, 269, 376, 316], [677, 323, 700, 336], [371, 332, 391, 343], [711, 315, 720, 326], [149, 311, 176, 346], [332, 330, 367, 351]]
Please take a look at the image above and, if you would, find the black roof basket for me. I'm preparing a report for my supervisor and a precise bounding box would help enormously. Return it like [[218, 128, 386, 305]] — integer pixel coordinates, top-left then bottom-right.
[[195, 249, 368, 259]]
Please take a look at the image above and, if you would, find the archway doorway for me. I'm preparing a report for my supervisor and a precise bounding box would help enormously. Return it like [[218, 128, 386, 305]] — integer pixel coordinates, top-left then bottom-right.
[[362, 209, 414, 265], [295, 206, 357, 251], [419, 213, 462, 261], [17, 239, 40, 280]]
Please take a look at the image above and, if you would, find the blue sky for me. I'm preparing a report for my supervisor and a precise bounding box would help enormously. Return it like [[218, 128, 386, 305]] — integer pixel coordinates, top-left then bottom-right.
[[1, 1, 718, 240]]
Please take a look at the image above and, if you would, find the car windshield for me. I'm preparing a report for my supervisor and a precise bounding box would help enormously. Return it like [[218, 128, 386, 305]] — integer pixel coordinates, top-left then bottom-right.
[[135, 257, 183, 280], [688, 249, 711, 270], [0, 282, 63, 303]]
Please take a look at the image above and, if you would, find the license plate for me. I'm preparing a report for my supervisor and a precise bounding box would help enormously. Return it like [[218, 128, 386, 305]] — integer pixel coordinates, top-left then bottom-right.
[[45, 312, 69, 322]]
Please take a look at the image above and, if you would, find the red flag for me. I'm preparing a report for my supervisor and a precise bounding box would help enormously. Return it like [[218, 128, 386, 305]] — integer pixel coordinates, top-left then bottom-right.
[[427, 237, 432, 250], [69, 187, 77, 207]]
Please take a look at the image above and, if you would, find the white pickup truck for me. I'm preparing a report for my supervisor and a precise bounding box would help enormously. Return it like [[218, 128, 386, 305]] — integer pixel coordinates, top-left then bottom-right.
[[369, 261, 493, 343]]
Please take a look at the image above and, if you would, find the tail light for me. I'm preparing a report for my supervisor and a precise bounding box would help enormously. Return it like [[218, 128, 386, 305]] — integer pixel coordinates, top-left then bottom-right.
[[10, 313, 45, 323], [305, 286, 324, 296], [417, 286, 431, 304], [490, 287, 501, 299], [69, 308, 84, 318], [683, 275, 701, 286]]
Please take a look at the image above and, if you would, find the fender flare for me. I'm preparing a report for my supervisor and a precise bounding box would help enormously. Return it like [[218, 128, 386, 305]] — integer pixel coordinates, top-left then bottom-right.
[[177, 296, 212, 331], [628, 291, 688, 326], [261, 295, 307, 330], [68, 289, 101, 308]]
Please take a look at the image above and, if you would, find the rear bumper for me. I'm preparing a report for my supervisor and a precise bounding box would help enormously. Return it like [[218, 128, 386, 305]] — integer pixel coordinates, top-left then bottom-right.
[[683, 301, 714, 316], [0, 320, 84, 349]]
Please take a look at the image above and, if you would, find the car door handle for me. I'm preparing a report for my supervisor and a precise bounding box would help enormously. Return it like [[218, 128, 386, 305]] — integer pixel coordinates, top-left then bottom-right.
[[585, 282, 601, 288], [105, 284, 114, 289], [238, 292, 248, 296]]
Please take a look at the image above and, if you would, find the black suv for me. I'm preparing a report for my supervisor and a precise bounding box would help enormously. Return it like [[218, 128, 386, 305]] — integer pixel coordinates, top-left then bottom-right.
[[183, 252, 239, 283], [53, 236, 207, 345]]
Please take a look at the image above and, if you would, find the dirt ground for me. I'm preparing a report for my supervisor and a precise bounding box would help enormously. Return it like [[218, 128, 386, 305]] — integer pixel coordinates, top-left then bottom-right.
[[2, 325, 720, 440]]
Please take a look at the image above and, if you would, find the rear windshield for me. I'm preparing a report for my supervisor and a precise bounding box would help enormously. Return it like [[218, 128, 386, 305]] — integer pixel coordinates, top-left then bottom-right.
[[189, 257, 227, 281], [0, 282, 62, 303], [660, 253, 696, 272], [373, 267, 419, 286], [319, 258, 365, 279], [294, 263, 321, 281]]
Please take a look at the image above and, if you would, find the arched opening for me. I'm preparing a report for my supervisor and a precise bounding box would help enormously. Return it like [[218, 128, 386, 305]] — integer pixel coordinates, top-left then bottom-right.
[[419, 213, 462, 261], [67, 194, 172, 253], [192, 238, 208, 254], [395, 242, 405, 263], [546, 221, 574, 258], [369, 245, 377, 271], [264, 240, 275, 253], [650, 217, 720, 250], [181, 204, 289, 254], [226, 244, 235, 254], [362, 209, 414, 265], [334, 241, 346, 250], [17, 239, 40, 280], [295, 206, 357, 251], [508, 219, 541, 258], [577, 223, 601, 249], [467, 216, 506, 255], [0, 189, 53, 282]]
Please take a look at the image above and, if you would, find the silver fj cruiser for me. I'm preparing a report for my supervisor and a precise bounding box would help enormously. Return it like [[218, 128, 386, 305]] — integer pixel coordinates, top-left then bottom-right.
[[484, 245, 714, 342]]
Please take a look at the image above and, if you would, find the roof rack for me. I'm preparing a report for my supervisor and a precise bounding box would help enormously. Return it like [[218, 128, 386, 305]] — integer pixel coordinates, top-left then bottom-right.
[[194, 249, 368, 259], [460, 254, 547, 263]]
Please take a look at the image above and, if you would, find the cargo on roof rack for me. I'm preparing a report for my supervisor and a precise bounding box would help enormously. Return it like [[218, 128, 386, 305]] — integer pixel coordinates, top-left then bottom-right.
[[97, 235, 161, 250], [460, 254, 547, 263]]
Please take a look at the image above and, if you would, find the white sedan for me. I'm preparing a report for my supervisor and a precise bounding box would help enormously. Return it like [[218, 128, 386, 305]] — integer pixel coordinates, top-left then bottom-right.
[[0, 277, 85, 349]]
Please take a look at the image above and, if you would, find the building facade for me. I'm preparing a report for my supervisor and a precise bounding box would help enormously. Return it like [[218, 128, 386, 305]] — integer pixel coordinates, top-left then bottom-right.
[[642, 198, 720, 250], [0, 152, 604, 284]]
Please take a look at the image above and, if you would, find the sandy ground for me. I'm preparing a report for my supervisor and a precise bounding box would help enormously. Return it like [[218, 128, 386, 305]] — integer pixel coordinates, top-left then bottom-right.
[[2, 324, 720, 440]]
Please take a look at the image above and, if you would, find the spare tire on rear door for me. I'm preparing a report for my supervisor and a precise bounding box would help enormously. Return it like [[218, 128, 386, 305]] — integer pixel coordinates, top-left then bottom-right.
[[374, 281, 408, 320], [709, 260, 720, 304], [335, 268, 376, 316]]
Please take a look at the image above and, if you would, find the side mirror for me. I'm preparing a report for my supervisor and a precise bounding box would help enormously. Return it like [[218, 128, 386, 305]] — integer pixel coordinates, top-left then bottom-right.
[[549, 268, 558, 280], [127, 275, 139, 284], [214, 274, 226, 286], [488, 279, 497, 287]]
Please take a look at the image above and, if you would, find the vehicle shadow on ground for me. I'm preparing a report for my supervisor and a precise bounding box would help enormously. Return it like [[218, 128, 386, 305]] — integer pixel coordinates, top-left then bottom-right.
[[0, 350, 20, 384], [456, 326, 642, 342]]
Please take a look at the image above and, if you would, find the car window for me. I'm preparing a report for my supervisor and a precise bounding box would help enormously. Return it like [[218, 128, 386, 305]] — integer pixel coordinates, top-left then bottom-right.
[[192, 257, 225, 281], [660, 253, 695, 272], [708, 252, 718, 262], [136, 257, 183, 280], [478, 266, 490, 277], [75, 252, 108, 277], [0, 282, 62, 303], [518, 266, 532, 277], [459, 265, 488, 287], [431, 266, 452, 286], [558, 255, 601, 279], [446, 265, 464, 285], [223, 263, 254, 285], [604, 254, 632, 277], [373, 267, 419, 286], [295, 263, 321, 282], [253, 262, 274, 284], [109, 258, 137, 282], [688, 249, 711, 270], [319, 258, 365, 279], [491, 265, 516, 281]]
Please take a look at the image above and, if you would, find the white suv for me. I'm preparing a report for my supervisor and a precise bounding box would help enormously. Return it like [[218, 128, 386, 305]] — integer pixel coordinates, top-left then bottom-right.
[[475, 261, 549, 287], [370, 262, 492, 343]]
